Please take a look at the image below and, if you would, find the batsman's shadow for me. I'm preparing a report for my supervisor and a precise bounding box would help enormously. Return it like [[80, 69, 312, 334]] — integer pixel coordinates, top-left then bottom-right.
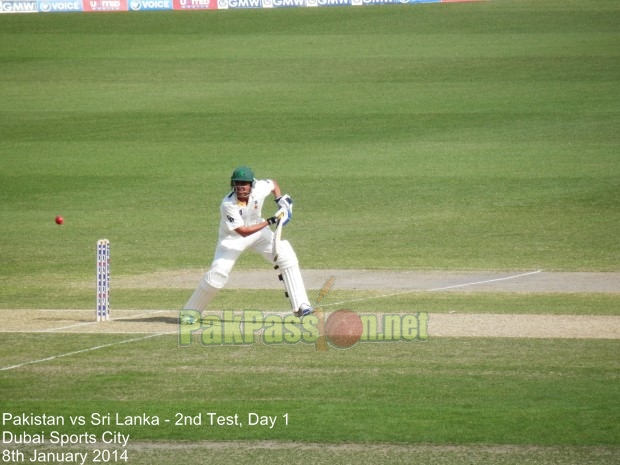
[[120, 316, 180, 325]]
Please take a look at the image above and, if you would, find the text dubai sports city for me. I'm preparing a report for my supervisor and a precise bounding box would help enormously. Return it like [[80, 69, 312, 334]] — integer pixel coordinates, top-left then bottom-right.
[[179, 310, 428, 346]]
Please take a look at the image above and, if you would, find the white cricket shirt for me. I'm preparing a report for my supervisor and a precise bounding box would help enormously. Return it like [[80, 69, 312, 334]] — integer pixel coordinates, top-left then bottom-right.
[[219, 179, 275, 238]]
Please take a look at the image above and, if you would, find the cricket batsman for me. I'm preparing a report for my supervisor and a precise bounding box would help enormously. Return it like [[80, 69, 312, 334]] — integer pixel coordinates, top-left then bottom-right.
[[183, 166, 313, 318]]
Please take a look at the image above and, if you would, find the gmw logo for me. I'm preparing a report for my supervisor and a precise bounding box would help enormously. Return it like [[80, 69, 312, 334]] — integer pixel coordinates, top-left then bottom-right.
[[179, 309, 428, 351], [1, 1, 37, 12]]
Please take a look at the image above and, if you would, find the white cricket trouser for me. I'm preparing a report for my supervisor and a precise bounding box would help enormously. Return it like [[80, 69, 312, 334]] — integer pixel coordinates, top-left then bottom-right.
[[184, 227, 310, 313]]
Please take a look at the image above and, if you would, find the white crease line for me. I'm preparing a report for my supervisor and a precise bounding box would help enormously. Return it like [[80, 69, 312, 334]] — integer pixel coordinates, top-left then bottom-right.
[[321, 270, 543, 308], [426, 270, 544, 292], [0, 332, 170, 372], [39, 310, 171, 333]]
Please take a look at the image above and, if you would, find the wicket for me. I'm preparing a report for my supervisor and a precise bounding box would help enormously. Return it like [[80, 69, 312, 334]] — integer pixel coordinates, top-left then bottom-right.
[[97, 239, 110, 322]]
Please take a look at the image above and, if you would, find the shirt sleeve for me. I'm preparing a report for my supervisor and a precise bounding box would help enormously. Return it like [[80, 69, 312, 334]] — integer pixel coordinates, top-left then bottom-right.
[[254, 179, 274, 198], [221, 201, 244, 232]]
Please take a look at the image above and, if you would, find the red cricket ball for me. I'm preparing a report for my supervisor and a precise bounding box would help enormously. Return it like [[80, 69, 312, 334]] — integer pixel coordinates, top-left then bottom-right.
[[324, 309, 363, 348], [55, 216, 64, 225]]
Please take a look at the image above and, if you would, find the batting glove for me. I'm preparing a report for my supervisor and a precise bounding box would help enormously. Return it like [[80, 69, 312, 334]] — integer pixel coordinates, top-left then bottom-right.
[[275, 194, 293, 214], [275, 207, 291, 226]]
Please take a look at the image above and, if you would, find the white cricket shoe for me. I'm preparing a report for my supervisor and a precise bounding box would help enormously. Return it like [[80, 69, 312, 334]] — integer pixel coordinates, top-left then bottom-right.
[[293, 304, 313, 318]]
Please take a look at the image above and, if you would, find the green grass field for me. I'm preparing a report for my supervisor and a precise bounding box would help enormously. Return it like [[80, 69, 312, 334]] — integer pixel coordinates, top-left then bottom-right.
[[1, 0, 619, 463]]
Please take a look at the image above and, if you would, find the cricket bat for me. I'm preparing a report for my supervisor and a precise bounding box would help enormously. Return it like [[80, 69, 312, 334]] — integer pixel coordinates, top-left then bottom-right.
[[272, 216, 284, 262]]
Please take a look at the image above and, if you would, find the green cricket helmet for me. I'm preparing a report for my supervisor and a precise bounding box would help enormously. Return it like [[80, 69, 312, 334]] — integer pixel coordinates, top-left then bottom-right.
[[230, 166, 256, 190]]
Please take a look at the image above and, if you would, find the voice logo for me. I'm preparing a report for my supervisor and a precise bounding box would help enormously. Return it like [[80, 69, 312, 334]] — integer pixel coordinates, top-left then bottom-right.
[[129, 0, 171, 9], [38, 0, 81, 11]]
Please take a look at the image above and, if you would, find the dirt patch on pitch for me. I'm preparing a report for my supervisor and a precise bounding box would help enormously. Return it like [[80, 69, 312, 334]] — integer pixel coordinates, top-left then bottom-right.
[[3, 270, 618, 338], [429, 313, 620, 339], [2, 309, 619, 339]]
